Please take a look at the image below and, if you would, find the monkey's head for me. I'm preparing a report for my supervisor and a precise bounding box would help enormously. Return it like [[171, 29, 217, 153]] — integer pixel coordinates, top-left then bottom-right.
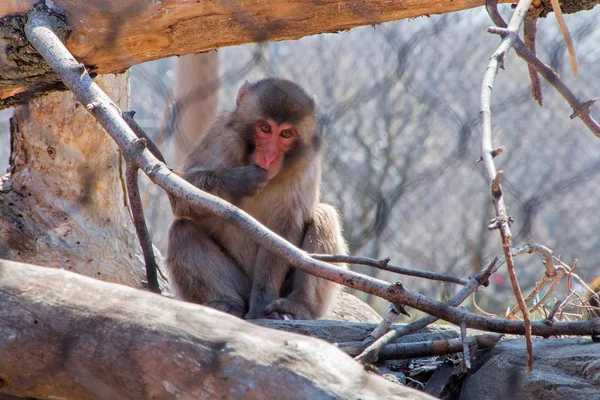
[[231, 78, 319, 180]]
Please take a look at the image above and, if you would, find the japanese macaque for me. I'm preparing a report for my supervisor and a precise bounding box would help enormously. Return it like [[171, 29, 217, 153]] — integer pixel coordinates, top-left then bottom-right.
[[166, 78, 347, 320]]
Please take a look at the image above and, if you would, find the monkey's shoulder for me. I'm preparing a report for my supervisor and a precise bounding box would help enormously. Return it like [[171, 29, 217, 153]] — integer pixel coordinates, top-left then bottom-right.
[[183, 123, 246, 171]]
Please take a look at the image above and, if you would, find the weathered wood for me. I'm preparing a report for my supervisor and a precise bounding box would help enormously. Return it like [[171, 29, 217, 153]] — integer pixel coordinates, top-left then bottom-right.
[[2, 0, 599, 107], [0, 75, 151, 288], [0, 0, 525, 108], [0, 259, 435, 400]]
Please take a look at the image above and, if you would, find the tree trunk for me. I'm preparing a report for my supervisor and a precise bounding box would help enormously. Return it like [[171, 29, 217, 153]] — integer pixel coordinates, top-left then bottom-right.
[[140, 52, 220, 253], [0, 259, 434, 400], [174, 52, 219, 160], [0, 74, 147, 287]]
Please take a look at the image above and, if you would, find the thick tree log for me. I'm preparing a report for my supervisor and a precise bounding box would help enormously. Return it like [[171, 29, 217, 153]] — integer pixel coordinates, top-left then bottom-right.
[[2, 1, 598, 107], [0, 0, 530, 108], [0, 75, 152, 288], [0, 259, 434, 400]]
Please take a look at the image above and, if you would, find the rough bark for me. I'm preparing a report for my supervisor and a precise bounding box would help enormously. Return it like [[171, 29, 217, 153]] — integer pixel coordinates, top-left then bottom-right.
[[0, 74, 148, 287], [0, 259, 434, 400]]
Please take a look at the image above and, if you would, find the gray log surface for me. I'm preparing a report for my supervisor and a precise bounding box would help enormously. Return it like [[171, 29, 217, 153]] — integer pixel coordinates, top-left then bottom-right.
[[0, 259, 434, 400]]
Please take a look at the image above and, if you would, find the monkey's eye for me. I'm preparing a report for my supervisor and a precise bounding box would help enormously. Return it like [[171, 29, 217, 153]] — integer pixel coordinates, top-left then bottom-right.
[[259, 123, 271, 133], [280, 129, 294, 139]]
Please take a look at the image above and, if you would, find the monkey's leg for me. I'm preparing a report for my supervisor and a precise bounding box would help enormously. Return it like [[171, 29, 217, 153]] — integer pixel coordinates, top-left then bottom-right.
[[244, 219, 306, 320], [264, 204, 348, 320], [244, 247, 296, 320], [166, 218, 250, 318]]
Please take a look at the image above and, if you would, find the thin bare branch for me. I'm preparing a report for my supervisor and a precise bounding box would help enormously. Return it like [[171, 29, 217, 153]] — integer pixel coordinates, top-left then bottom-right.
[[483, 0, 534, 372], [356, 244, 537, 364], [122, 110, 167, 164], [506, 243, 563, 318], [124, 139, 160, 293], [311, 254, 469, 286], [378, 334, 502, 360], [531, 242, 556, 276], [507, 272, 552, 317], [546, 293, 573, 322], [472, 292, 498, 317], [460, 316, 471, 370], [530, 276, 561, 313], [366, 303, 402, 345]]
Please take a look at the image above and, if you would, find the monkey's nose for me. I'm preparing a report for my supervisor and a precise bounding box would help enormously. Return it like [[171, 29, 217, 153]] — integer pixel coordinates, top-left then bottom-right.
[[261, 155, 276, 168]]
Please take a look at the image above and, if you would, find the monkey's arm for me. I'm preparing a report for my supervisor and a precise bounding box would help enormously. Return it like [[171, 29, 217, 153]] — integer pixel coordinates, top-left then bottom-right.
[[171, 166, 267, 219]]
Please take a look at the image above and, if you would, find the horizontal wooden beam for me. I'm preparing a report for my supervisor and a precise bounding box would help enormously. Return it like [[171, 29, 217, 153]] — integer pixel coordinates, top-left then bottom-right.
[[1, 0, 597, 108], [0, 0, 512, 108]]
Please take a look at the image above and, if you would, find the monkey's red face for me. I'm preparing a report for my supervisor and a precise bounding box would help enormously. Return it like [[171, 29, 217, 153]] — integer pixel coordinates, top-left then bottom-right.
[[253, 119, 297, 179]]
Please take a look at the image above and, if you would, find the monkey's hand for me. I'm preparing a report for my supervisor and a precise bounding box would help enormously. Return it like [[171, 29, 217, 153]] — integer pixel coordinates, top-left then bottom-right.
[[219, 165, 267, 199], [263, 298, 315, 320]]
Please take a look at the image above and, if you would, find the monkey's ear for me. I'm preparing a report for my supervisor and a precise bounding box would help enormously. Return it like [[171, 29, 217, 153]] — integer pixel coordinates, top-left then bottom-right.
[[236, 81, 253, 106]]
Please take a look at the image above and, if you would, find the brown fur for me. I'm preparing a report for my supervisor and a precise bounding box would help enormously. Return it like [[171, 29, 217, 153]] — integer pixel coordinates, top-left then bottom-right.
[[166, 78, 347, 320], [587, 276, 600, 319]]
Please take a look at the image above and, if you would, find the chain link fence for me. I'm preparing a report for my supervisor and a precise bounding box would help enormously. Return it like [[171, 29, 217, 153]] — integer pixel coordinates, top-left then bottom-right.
[[2, 6, 600, 315]]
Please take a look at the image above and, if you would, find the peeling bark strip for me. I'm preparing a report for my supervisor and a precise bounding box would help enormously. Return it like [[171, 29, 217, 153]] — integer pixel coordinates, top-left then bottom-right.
[[0, 260, 434, 400]]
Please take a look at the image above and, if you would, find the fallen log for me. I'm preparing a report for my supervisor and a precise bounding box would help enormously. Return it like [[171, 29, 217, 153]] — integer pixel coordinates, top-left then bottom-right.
[[0, 259, 433, 399]]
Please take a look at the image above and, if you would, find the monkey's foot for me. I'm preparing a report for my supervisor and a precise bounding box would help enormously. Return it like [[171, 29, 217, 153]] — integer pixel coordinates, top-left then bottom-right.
[[263, 298, 314, 320], [204, 300, 245, 318]]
